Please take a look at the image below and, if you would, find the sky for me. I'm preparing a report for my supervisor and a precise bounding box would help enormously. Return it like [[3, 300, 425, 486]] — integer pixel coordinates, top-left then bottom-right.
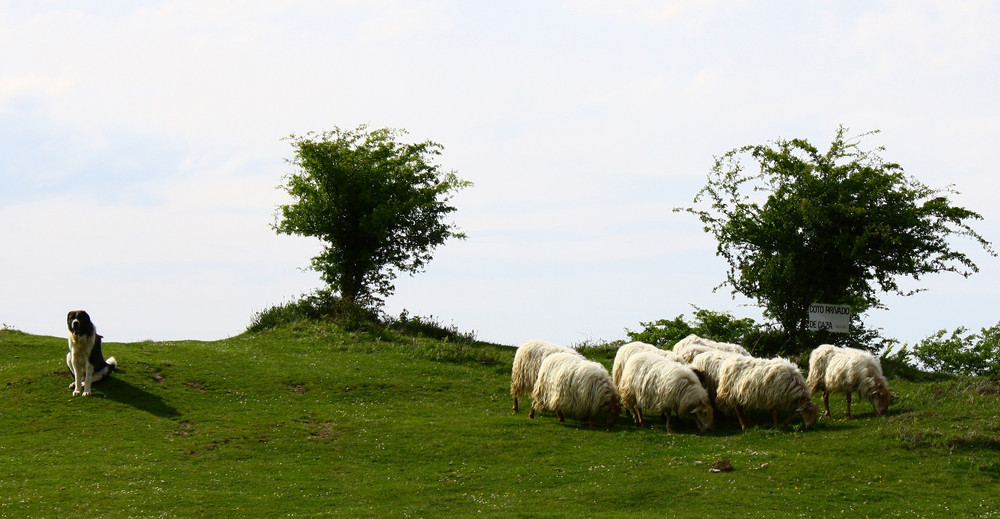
[[2, 1, 998, 348]]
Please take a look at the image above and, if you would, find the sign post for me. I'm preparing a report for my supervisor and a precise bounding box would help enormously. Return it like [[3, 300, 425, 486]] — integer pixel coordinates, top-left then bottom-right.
[[807, 303, 851, 334]]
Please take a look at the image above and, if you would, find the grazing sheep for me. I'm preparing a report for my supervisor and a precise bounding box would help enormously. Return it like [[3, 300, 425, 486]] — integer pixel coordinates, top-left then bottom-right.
[[716, 356, 819, 431], [689, 349, 743, 404], [618, 351, 714, 432], [612, 341, 683, 387], [807, 344, 891, 419], [529, 352, 621, 428], [510, 340, 582, 413], [673, 334, 752, 363], [805, 344, 839, 394]]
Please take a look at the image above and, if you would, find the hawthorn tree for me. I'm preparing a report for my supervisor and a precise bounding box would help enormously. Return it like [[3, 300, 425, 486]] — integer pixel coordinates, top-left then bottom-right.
[[678, 126, 994, 348], [275, 125, 471, 308]]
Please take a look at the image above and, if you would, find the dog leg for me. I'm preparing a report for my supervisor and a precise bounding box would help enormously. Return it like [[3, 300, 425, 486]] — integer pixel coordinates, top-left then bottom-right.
[[82, 361, 93, 396], [71, 353, 88, 396], [67, 352, 78, 391]]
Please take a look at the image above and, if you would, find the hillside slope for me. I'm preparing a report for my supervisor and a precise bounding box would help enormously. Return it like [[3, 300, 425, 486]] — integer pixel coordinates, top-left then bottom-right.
[[1, 325, 998, 517]]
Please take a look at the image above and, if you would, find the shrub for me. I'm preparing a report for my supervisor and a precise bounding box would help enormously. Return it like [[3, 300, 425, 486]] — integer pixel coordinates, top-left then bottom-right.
[[626, 308, 891, 359], [248, 290, 381, 333], [877, 344, 947, 382], [387, 310, 477, 344], [626, 309, 759, 349], [907, 322, 1000, 377]]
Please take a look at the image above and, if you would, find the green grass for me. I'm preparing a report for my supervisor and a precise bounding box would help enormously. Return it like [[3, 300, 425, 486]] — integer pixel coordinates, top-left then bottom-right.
[[2, 324, 999, 518]]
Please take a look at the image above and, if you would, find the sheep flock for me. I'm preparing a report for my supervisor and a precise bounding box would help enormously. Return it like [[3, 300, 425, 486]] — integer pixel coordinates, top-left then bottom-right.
[[511, 335, 891, 432]]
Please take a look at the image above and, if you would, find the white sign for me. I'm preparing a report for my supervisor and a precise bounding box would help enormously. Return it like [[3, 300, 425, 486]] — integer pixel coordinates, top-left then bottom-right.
[[807, 303, 851, 333]]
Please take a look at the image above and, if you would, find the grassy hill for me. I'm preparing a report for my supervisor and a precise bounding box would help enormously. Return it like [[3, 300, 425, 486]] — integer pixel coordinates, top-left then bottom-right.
[[1, 323, 998, 517]]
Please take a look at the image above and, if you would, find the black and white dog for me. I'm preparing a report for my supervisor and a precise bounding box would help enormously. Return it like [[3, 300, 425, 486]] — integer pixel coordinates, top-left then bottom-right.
[[66, 310, 117, 396]]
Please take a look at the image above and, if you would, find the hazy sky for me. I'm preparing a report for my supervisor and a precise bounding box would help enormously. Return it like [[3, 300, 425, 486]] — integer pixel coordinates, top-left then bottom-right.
[[3, 1, 998, 347]]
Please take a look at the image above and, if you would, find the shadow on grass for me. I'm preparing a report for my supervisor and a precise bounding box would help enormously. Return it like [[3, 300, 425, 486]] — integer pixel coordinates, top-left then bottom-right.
[[96, 375, 180, 418], [516, 409, 828, 436]]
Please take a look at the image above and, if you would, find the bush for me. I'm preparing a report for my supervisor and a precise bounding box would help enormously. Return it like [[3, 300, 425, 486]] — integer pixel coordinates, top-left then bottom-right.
[[626, 308, 892, 359], [247, 290, 381, 333], [907, 322, 1000, 377], [248, 295, 480, 345], [387, 310, 477, 344], [626, 309, 760, 350], [876, 345, 948, 382]]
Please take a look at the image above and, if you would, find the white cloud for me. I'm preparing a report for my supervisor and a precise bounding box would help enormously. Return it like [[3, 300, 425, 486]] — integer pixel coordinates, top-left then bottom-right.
[[0, 75, 72, 109], [563, 0, 751, 26]]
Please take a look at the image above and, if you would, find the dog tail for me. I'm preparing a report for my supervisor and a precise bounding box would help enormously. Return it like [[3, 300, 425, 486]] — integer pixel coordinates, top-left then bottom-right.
[[106, 356, 118, 373]]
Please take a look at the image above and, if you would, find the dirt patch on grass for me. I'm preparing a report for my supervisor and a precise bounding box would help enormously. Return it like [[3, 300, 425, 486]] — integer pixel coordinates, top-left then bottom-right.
[[309, 422, 339, 441], [970, 379, 1000, 395], [177, 421, 194, 436], [286, 382, 308, 394], [184, 380, 208, 391]]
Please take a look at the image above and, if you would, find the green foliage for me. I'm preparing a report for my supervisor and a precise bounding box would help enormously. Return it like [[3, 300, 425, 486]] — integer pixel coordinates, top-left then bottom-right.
[[627, 308, 759, 348], [274, 125, 472, 308], [248, 293, 486, 364], [389, 309, 478, 344], [907, 322, 1000, 377], [248, 290, 382, 334], [627, 308, 894, 358], [3, 327, 1000, 517], [877, 345, 949, 382], [624, 309, 784, 358], [677, 126, 994, 346]]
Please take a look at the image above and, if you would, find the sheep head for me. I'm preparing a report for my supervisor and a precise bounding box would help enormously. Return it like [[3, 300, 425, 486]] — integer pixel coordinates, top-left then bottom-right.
[[690, 401, 715, 432], [871, 387, 891, 417], [605, 400, 622, 427], [796, 398, 820, 430]]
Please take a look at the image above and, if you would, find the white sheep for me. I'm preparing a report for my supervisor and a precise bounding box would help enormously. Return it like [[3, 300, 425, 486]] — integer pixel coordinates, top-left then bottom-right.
[[805, 344, 841, 395], [612, 341, 683, 388], [510, 339, 582, 413], [807, 344, 891, 419], [672, 334, 752, 363], [689, 349, 743, 404], [529, 352, 621, 428], [715, 356, 819, 431], [617, 351, 714, 432]]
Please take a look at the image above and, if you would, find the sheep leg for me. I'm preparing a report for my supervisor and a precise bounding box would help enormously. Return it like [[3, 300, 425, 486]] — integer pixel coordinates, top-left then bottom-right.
[[528, 403, 536, 419], [822, 391, 832, 417], [556, 411, 565, 423], [845, 393, 853, 420], [734, 406, 750, 431], [513, 396, 519, 413], [635, 408, 646, 428], [664, 412, 673, 433], [771, 409, 781, 428]]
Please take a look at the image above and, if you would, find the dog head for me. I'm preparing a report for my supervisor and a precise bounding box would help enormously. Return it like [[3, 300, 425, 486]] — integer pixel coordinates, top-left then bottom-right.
[[67, 310, 95, 336]]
